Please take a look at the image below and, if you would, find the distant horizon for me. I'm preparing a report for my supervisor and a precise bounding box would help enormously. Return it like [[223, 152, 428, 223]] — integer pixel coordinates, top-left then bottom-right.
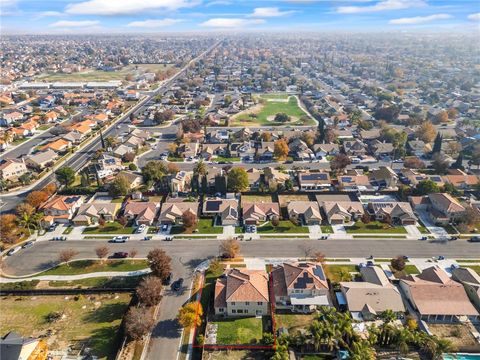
[[1, 0, 479, 35]]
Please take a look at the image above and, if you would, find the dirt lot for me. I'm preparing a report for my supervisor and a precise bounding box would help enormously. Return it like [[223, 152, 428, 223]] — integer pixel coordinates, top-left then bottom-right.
[[0, 294, 131, 359], [241, 194, 273, 206], [278, 194, 310, 208], [202, 350, 271, 360], [428, 323, 479, 349]]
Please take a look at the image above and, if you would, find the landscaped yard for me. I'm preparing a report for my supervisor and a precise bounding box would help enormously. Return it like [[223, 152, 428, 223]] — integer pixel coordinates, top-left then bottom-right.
[[231, 94, 315, 127], [0, 294, 131, 359], [390, 264, 420, 279], [321, 225, 333, 234], [257, 220, 309, 234], [170, 218, 223, 235], [38, 259, 148, 276], [275, 313, 316, 334], [325, 264, 357, 282], [345, 221, 407, 234], [83, 221, 135, 234], [212, 317, 264, 344]]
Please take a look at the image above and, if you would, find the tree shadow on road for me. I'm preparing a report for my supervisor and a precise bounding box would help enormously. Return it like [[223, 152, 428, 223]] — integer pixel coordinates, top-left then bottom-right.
[[151, 318, 182, 339]]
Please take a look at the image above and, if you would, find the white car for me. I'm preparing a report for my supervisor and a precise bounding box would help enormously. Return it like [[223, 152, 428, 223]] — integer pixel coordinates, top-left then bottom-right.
[[137, 224, 146, 233], [7, 246, 21, 256], [110, 236, 129, 243]]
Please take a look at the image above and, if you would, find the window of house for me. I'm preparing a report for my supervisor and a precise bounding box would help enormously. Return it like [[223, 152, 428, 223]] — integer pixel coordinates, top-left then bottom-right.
[[245, 302, 249, 305], [218, 308, 224, 312], [257, 302, 262, 305], [231, 302, 235, 305], [237, 309, 243, 314], [232, 309, 236, 313]]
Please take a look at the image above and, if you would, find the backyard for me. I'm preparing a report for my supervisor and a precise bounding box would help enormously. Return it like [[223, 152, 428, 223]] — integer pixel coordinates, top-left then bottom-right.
[[0, 294, 131, 359], [230, 94, 315, 126], [211, 317, 264, 344], [275, 313, 317, 334], [345, 221, 408, 234], [257, 220, 309, 234], [38, 259, 149, 276], [428, 323, 478, 349], [83, 221, 135, 234], [241, 194, 273, 206], [170, 218, 223, 235]]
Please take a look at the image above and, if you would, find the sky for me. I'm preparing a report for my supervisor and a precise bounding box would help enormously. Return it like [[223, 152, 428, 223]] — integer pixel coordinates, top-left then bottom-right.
[[0, 0, 479, 34]]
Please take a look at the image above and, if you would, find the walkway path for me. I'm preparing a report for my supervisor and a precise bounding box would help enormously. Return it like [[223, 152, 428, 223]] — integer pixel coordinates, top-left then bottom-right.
[[0, 269, 151, 283]]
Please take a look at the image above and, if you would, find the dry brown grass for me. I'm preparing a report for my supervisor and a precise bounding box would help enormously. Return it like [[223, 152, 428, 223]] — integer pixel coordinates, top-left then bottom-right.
[[428, 323, 478, 348]]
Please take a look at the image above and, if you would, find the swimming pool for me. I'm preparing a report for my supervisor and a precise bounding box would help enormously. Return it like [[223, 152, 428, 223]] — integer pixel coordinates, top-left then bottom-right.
[[443, 354, 480, 360]]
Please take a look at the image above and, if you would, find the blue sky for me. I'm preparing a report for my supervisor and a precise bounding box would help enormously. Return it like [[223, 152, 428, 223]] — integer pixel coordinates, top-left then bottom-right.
[[1, 0, 479, 34]]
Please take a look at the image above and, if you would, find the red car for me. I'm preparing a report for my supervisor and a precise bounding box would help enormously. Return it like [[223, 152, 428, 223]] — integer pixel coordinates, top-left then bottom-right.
[[112, 252, 128, 258]]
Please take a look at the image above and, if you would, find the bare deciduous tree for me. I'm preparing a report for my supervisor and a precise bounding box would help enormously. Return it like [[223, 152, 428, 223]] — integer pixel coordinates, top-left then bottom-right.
[[58, 249, 78, 266], [129, 248, 138, 261], [124, 307, 155, 340], [219, 238, 240, 259], [147, 248, 172, 281], [136, 276, 163, 307], [95, 246, 109, 262]]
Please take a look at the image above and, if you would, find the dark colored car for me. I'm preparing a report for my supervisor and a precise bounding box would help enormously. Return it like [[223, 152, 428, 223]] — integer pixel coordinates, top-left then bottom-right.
[[172, 278, 184, 291], [22, 241, 35, 249], [366, 261, 375, 267], [469, 236, 480, 243], [111, 252, 128, 258], [449, 236, 458, 241]]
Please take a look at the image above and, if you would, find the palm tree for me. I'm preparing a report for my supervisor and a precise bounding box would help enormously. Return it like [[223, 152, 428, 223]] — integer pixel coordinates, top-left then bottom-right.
[[193, 160, 207, 177], [349, 339, 376, 360], [380, 309, 396, 324], [18, 212, 41, 235]]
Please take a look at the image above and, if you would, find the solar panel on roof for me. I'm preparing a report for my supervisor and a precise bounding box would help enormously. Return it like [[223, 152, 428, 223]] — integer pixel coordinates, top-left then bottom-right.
[[294, 272, 314, 289], [205, 200, 221, 211], [313, 265, 326, 281], [431, 176, 442, 182]]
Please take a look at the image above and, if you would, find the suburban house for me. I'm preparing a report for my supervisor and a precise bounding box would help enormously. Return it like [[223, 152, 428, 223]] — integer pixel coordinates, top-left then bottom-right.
[[298, 172, 331, 191], [214, 268, 270, 317], [443, 169, 479, 190], [171, 171, 192, 193], [0, 331, 48, 360], [200, 144, 228, 159], [202, 198, 239, 226], [264, 167, 290, 186], [246, 168, 262, 190], [96, 154, 123, 179], [427, 193, 466, 225], [72, 202, 120, 226], [287, 201, 322, 225], [24, 149, 58, 170], [367, 202, 416, 225], [123, 201, 160, 225], [321, 201, 365, 225], [343, 139, 367, 157], [177, 142, 199, 159], [452, 267, 480, 312], [117, 171, 144, 189], [242, 202, 280, 225], [0, 158, 28, 181], [407, 140, 431, 157], [158, 200, 199, 225], [40, 138, 71, 153], [313, 143, 339, 158], [369, 166, 398, 189], [399, 266, 479, 322], [271, 262, 331, 313], [257, 141, 275, 161], [40, 195, 84, 225], [338, 266, 405, 321], [369, 140, 394, 158], [337, 174, 372, 192]]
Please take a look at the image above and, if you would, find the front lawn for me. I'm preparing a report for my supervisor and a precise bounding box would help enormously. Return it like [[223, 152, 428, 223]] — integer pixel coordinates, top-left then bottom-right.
[[38, 259, 148, 276], [170, 218, 223, 235], [321, 225, 333, 234], [63, 226, 73, 234], [417, 226, 430, 234], [345, 221, 407, 234], [257, 220, 309, 234], [83, 221, 135, 234], [0, 294, 131, 359], [168, 156, 184, 162], [442, 224, 458, 234], [214, 156, 241, 162], [212, 317, 264, 344], [325, 265, 358, 282]]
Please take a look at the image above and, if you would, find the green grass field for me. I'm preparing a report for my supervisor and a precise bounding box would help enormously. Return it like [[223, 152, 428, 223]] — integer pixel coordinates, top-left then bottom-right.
[[48, 275, 144, 289], [170, 218, 223, 235], [231, 94, 315, 126], [0, 294, 131, 359], [212, 317, 264, 344], [325, 264, 358, 282], [257, 220, 309, 234], [83, 221, 135, 234], [345, 221, 408, 234], [38, 259, 148, 276], [39, 64, 172, 82]]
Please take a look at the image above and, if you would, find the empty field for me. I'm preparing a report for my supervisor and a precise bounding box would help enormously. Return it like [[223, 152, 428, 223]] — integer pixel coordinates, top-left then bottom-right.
[[278, 194, 310, 207]]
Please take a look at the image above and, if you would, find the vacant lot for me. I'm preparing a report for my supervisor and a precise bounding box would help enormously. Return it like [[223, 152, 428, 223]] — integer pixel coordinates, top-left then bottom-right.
[[39, 64, 173, 82], [345, 221, 408, 234], [39, 259, 148, 276], [428, 323, 479, 349], [203, 350, 270, 360], [241, 194, 273, 206], [231, 94, 314, 126], [212, 317, 264, 344], [0, 294, 131, 359]]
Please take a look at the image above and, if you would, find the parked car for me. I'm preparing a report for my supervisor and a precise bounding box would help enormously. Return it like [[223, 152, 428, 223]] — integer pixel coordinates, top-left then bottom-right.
[[172, 278, 184, 291], [136, 224, 146, 233], [449, 236, 458, 241], [161, 224, 169, 232], [469, 236, 480, 243], [419, 236, 428, 241], [7, 246, 22, 256], [48, 223, 58, 232], [143, 236, 152, 241], [22, 241, 35, 249], [366, 260, 375, 267], [51, 236, 66, 241], [450, 264, 460, 270], [110, 236, 129, 243], [111, 252, 128, 258], [438, 255, 445, 260], [164, 236, 173, 241]]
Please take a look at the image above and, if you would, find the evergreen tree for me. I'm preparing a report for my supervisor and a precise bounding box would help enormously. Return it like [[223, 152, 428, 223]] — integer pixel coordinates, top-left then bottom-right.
[[451, 152, 464, 170], [318, 118, 325, 143], [432, 133, 443, 154]]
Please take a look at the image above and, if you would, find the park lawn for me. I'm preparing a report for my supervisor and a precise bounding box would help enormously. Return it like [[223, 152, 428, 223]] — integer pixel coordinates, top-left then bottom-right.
[[171, 218, 223, 235], [38, 259, 149, 276], [47, 275, 144, 289], [325, 264, 358, 282], [83, 221, 135, 234], [345, 221, 408, 234], [275, 313, 316, 334], [0, 294, 131, 359], [213, 317, 264, 345], [321, 226, 334, 234], [257, 220, 309, 234], [231, 95, 314, 126]]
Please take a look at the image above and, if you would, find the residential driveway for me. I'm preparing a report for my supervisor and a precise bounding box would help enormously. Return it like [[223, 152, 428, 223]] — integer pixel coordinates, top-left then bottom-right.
[[331, 224, 347, 235], [417, 210, 448, 237], [222, 225, 235, 238], [308, 225, 321, 239], [405, 225, 421, 238]]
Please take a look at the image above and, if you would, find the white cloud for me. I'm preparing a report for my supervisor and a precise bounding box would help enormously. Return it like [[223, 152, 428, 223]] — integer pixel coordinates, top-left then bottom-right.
[[127, 18, 183, 27], [389, 13, 451, 25], [467, 13, 480, 22], [35, 11, 64, 19], [250, 7, 297, 18], [201, 18, 265, 28], [0, 0, 18, 15], [49, 20, 100, 28], [205, 0, 232, 6], [65, 0, 200, 15], [337, 0, 426, 14]]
